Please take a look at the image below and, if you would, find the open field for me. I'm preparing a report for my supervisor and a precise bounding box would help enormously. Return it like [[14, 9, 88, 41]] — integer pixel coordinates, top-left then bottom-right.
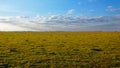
[[0, 32, 120, 68]]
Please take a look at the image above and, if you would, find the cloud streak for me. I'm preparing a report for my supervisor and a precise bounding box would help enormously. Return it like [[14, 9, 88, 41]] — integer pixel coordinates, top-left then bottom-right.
[[0, 15, 120, 31], [67, 9, 75, 15], [106, 6, 120, 12]]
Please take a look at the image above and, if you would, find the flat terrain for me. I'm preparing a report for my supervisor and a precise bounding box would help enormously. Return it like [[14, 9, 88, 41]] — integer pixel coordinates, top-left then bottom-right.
[[0, 32, 120, 68]]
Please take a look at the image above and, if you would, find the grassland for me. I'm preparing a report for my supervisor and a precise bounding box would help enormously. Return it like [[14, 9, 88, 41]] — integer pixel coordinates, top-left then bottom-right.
[[0, 32, 120, 68]]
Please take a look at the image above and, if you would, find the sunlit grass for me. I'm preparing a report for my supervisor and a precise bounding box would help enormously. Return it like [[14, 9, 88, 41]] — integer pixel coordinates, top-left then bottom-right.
[[0, 32, 120, 68]]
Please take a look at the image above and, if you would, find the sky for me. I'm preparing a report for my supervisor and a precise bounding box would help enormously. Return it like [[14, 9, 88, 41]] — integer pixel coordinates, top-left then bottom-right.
[[0, 0, 120, 31]]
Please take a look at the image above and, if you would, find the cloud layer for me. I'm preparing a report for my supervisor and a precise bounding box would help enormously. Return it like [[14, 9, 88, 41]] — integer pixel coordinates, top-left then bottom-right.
[[0, 15, 120, 31]]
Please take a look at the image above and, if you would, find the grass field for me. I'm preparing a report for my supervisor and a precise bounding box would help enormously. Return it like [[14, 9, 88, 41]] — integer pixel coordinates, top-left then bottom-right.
[[0, 32, 120, 68]]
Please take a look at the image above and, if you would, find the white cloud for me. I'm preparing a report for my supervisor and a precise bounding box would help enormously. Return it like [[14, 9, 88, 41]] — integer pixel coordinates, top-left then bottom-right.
[[106, 6, 120, 12], [67, 9, 75, 15], [0, 22, 33, 31], [0, 15, 120, 31]]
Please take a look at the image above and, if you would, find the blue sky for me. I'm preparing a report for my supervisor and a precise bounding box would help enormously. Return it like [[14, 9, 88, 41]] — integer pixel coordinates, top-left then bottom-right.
[[0, 0, 120, 31], [0, 0, 120, 16]]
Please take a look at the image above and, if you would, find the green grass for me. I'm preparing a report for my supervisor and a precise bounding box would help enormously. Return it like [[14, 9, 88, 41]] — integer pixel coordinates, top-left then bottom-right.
[[0, 32, 120, 68]]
